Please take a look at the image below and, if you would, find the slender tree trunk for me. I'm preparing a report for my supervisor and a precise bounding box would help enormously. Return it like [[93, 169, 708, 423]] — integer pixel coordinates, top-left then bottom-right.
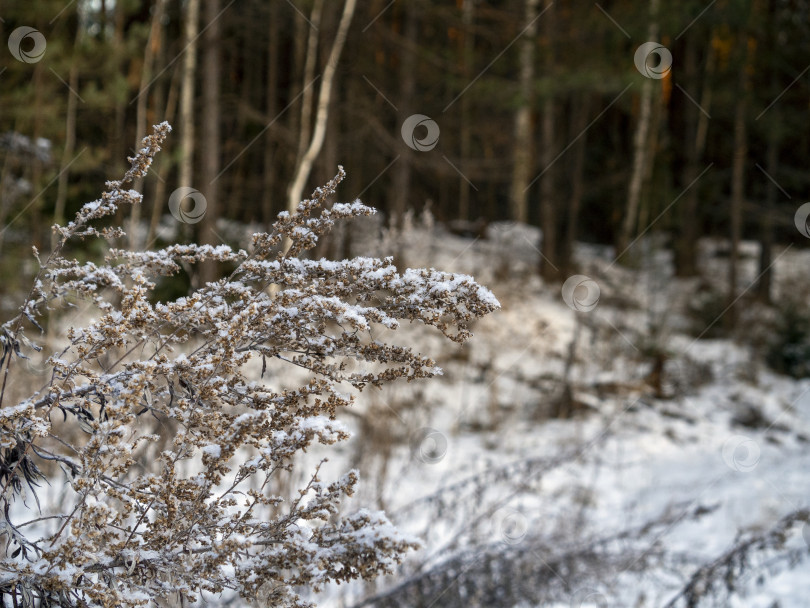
[[294, 0, 325, 168], [288, 4, 308, 164], [321, 95, 339, 189], [755, 5, 781, 304], [178, 0, 200, 193], [262, 0, 280, 229], [53, 17, 82, 250], [538, 0, 557, 280], [617, 0, 660, 261], [113, 3, 127, 177], [560, 94, 590, 277], [391, 2, 418, 226], [147, 60, 181, 247], [198, 0, 222, 286], [637, 73, 666, 234], [0, 163, 12, 254], [675, 33, 715, 277], [510, 0, 540, 225], [286, 0, 358, 217], [129, 0, 166, 250], [756, 119, 777, 303], [618, 86, 653, 259], [30, 64, 45, 249], [728, 34, 754, 328], [457, 0, 475, 221], [728, 91, 746, 326]]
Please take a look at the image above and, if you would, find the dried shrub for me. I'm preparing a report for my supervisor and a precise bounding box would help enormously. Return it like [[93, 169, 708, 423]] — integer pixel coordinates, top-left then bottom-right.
[[0, 123, 499, 607]]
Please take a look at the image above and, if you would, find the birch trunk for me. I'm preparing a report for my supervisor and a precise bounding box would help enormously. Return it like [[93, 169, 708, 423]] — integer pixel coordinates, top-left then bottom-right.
[[286, 0, 357, 218], [617, 0, 660, 261]]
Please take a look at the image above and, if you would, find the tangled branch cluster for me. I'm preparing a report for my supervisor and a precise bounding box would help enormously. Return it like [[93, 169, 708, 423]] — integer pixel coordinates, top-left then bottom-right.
[[0, 123, 499, 607]]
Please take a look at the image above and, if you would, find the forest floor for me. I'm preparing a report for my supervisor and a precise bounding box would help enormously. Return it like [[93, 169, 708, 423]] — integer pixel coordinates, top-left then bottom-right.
[[304, 216, 810, 607], [4, 214, 808, 607]]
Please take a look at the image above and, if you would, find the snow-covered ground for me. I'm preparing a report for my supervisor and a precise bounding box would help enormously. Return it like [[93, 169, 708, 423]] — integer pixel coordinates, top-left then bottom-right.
[[7, 215, 808, 607], [295, 218, 810, 607]]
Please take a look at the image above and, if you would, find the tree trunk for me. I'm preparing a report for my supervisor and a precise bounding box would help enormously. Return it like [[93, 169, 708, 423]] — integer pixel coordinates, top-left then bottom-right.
[[294, 0, 325, 169], [147, 57, 181, 247], [52, 17, 82, 250], [636, 70, 666, 235], [391, 2, 418, 226], [198, 0, 222, 286], [261, 0, 280, 229], [756, 9, 780, 304], [286, 0, 358, 217], [617, 0, 660, 262], [510, 0, 540, 225], [538, 0, 557, 280], [457, 0, 475, 221], [178, 0, 200, 194], [728, 34, 754, 328], [128, 0, 166, 251], [755, 120, 777, 303], [112, 3, 127, 177], [30, 64, 45, 249], [559, 94, 590, 277], [675, 32, 715, 277]]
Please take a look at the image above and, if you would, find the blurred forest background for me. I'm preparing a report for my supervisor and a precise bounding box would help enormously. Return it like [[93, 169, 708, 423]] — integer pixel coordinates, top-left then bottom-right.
[[1, 0, 809, 304], [2, 3, 810, 605]]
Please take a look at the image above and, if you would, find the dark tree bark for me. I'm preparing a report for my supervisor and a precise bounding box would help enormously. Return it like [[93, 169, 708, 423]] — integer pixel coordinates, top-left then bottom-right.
[[559, 94, 590, 277], [391, 2, 418, 226], [129, 0, 166, 250], [262, 0, 280, 229], [756, 6, 782, 304], [727, 0, 760, 329], [198, 0, 222, 286], [457, 0, 475, 221], [755, 121, 777, 304], [675, 30, 715, 277], [53, 12, 82, 250], [510, 0, 539, 226], [538, 0, 558, 280]]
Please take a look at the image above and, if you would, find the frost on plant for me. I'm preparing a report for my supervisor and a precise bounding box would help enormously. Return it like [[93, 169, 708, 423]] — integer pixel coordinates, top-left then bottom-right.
[[0, 123, 499, 607]]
